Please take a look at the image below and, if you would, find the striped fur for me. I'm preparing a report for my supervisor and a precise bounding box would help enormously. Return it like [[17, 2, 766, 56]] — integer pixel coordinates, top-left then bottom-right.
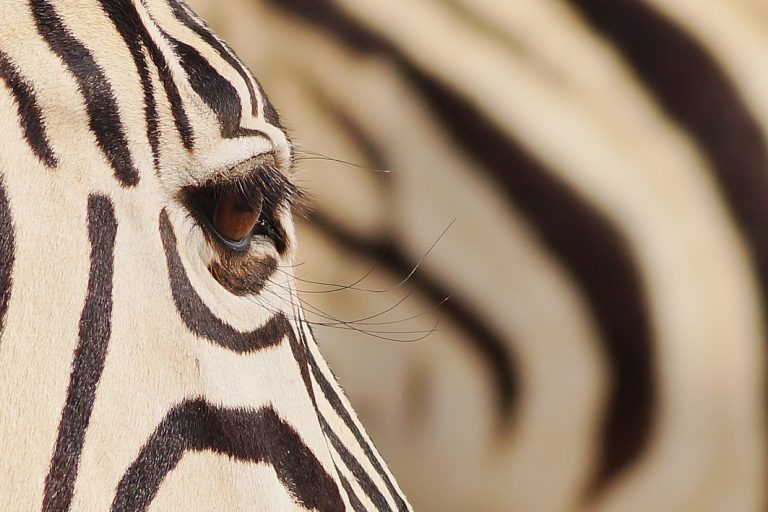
[[0, 0, 408, 510], [184, 1, 768, 511]]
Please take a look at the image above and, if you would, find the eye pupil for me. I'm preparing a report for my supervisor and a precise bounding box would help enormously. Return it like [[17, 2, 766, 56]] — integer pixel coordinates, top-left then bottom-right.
[[213, 190, 263, 243]]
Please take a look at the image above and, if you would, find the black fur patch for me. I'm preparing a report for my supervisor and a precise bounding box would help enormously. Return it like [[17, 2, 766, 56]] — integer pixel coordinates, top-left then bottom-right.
[[31, 0, 139, 186], [43, 195, 117, 511], [0, 51, 57, 167], [111, 401, 344, 512]]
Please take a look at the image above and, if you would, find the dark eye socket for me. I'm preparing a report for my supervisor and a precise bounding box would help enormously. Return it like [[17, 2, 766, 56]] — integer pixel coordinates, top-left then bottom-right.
[[185, 183, 284, 252]]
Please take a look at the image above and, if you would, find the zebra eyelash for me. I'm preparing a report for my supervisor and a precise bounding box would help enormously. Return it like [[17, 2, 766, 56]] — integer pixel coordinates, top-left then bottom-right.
[[182, 166, 304, 254]]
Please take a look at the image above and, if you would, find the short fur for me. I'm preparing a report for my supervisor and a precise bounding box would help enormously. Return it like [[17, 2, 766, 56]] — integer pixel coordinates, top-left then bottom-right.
[[0, 1, 408, 510]]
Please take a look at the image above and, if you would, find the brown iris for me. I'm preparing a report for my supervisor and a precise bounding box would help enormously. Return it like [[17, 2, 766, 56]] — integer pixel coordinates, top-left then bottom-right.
[[212, 189, 264, 243]]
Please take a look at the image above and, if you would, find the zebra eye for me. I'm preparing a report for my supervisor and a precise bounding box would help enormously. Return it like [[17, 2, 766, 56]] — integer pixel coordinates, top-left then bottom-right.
[[211, 188, 264, 248], [209, 187, 264, 250], [183, 171, 291, 254]]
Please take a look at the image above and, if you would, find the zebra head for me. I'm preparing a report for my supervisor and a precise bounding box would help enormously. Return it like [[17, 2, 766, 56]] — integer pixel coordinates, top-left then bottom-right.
[[0, 0, 409, 510]]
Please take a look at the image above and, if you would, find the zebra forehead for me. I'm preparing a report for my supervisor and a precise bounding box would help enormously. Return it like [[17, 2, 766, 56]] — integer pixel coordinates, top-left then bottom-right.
[[0, 0, 289, 190]]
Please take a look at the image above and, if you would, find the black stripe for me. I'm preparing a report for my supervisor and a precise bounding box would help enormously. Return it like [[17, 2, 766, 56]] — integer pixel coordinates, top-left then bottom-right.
[[166, 0, 258, 116], [306, 88, 517, 420], [292, 304, 408, 512], [291, 303, 386, 512], [165, 0, 282, 127], [159, 209, 287, 352], [97, 0, 194, 152], [42, 195, 117, 512], [567, 1, 768, 477], [161, 212, 382, 509], [111, 401, 343, 512], [269, 0, 656, 493], [0, 51, 57, 167], [0, 179, 14, 336], [286, 308, 317, 402], [165, 34, 266, 139], [166, 0, 282, 126], [319, 413, 390, 512], [293, 306, 408, 511], [310, 211, 517, 420], [402, 72, 656, 493], [253, 77, 281, 128], [308, 88, 394, 211], [266, 0, 382, 52], [143, 36, 195, 152], [339, 471, 368, 512], [30, 0, 138, 186], [97, 0, 160, 169], [567, 5, 768, 263], [305, 335, 409, 512]]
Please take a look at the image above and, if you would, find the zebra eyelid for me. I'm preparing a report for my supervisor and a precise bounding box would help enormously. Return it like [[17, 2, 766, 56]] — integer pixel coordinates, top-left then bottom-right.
[[181, 176, 289, 254]]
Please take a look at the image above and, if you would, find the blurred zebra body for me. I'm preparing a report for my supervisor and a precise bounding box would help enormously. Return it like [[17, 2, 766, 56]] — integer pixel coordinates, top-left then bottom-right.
[[188, 1, 768, 511]]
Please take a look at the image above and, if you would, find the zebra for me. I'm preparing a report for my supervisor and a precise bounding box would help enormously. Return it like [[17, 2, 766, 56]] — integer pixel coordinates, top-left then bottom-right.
[[0, 0, 409, 510], [189, 1, 768, 511]]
